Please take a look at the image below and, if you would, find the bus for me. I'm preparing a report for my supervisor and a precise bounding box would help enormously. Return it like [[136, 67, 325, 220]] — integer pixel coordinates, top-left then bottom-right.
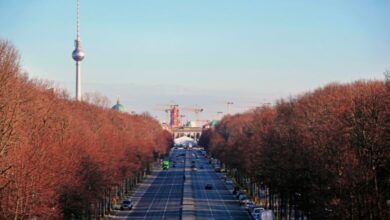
[[162, 160, 169, 170]]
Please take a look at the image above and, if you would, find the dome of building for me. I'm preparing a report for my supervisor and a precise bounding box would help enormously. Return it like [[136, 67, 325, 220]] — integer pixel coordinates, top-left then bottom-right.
[[112, 98, 125, 112]]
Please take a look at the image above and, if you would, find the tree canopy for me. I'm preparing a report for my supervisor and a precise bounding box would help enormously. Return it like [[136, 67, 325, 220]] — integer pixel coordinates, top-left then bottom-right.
[[201, 80, 389, 219], [0, 40, 172, 219]]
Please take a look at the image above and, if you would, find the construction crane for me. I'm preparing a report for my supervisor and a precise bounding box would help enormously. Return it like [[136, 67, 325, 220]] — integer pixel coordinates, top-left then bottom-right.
[[155, 104, 181, 128], [154, 107, 170, 122], [183, 106, 204, 126], [226, 101, 234, 115]]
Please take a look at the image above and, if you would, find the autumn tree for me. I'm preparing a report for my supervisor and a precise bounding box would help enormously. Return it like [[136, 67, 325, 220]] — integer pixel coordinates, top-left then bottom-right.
[[0, 40, 171, 219], [201, 80, 389, 220]]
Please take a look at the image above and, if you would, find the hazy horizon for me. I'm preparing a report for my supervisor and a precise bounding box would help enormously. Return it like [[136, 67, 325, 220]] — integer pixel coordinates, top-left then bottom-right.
[[1, 0, 389, 121]]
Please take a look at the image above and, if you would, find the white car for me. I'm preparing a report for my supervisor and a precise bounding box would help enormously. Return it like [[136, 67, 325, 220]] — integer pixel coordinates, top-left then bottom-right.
[[260, 210, 274, 220], [251, 207, 265, 219]]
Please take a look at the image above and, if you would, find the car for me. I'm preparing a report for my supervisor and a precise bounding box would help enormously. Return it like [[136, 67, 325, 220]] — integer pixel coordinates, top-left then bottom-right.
[[251, 207, 265, 219], [248, 205, 260, 212], [199, 165, 204, 169], [214, 167, 221, 172], [233, 186, 240, 195], [238, 194, 248, 201], [244, 201, 256, 211], [205, 184, 213, 190], [251, 209, 274, 220], [235, 192, 243, 199], [225, 179, 233, 184], [260, 210, 274, 220], [240, 198, 250, 205], [120, 199, 133, 210], [192, 167, 197, 171]]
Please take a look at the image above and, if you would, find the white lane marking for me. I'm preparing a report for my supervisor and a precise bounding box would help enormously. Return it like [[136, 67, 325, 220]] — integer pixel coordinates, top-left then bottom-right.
[[208, 160, 252, 219], [141, 158, 172, 219], [205, 164, 233, 220], [130, 169, 160, 209], [141, 149, 184, 220], [190, 150, 215, 220], [161, 167, 178, 219], [109, 163, 162, 219], [192, 148, 248, 220]]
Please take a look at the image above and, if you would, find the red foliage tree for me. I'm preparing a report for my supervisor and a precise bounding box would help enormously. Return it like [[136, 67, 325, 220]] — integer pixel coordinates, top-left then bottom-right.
[[0, 40, 171, 219], [201, 81, 389, 219]]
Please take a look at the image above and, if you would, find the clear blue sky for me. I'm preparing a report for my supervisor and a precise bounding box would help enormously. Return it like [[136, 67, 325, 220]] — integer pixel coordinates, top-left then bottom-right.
[[1, 0, 389, 121]]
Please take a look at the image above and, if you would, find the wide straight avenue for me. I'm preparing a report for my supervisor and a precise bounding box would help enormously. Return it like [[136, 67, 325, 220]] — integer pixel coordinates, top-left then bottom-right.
[[110, 148, 251, 220]]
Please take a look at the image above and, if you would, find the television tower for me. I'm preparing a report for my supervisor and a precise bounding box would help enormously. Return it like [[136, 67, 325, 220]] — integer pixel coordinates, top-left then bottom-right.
[[72, 0, 85, 101]]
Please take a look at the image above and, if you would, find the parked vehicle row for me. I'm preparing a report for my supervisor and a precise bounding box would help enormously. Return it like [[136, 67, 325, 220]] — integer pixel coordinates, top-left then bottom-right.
[[229, 180, 274, 220], [206, 152, 274, 220]]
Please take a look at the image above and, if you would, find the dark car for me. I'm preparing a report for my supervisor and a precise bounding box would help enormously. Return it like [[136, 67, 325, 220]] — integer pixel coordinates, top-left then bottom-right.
[[120, 200, 133, 210], [205, 184, 213, 190], [235, 192, 243, 199], [233, 186, 240, 195]]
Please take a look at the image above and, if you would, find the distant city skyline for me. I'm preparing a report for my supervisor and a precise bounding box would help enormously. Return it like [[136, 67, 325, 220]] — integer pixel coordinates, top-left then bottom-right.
[[1, 0, 389, 121]]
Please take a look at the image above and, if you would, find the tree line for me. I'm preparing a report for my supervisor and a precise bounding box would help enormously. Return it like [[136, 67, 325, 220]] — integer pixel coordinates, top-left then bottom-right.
[[0, 40, 172, 219], [200, 78, 389, 219]]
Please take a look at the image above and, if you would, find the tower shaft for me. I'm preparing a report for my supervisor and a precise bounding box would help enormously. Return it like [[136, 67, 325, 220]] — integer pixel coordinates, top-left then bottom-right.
[[76, 61, 81, 101], [72, 0, 85, 101]]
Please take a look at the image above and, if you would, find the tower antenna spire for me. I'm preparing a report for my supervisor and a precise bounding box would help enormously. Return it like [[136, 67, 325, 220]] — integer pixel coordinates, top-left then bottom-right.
[[76, 0, 80, 40], [72, 0, 85, 101]]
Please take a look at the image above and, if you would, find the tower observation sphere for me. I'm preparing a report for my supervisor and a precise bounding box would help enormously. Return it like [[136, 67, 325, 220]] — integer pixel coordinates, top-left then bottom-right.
[[72, 41, 85, 61]]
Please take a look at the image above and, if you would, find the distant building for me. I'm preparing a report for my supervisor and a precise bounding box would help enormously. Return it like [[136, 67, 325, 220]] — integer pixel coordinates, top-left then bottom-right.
[[172, 126, 202, 139], [169, 105, 181, 128], [185, 121, 198, 128], [112, 98, 125, 112]]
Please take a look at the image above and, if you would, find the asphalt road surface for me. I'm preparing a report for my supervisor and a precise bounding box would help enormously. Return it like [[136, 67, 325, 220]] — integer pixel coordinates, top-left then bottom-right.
[[189, 149, 251, 220], [110, 148, 251, 220]]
